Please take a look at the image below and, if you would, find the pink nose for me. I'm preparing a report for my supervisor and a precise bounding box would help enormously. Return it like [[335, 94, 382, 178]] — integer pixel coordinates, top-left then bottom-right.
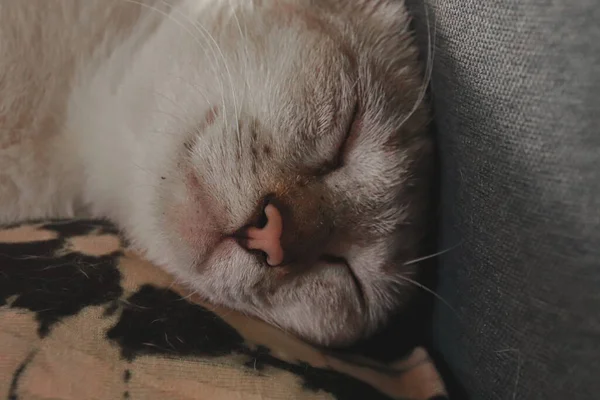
[[245, 204, 284, 266]]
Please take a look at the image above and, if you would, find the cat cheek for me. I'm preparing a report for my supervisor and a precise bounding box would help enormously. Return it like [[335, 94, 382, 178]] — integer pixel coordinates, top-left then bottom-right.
[[163, 173, 223, 262], [165, 200, 214, 253]]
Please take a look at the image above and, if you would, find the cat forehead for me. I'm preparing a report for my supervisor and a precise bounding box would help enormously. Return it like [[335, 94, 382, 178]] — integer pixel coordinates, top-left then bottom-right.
[[194, 0, 420, 135], [236, 0, 405, 56], [233, 35, 357, 129]]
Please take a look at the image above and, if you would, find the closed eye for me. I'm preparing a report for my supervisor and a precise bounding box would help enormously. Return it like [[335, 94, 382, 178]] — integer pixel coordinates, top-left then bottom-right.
[[320, 255, 366, 309], [315, 103, 360, 176]]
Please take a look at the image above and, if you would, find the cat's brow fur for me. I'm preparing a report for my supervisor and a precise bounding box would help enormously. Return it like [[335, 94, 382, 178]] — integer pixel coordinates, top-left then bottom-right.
[[0, 0, 432, 346]]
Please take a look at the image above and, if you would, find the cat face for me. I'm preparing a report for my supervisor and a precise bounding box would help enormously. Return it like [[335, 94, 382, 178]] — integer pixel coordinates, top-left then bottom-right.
[[139, 0, 432, 346]]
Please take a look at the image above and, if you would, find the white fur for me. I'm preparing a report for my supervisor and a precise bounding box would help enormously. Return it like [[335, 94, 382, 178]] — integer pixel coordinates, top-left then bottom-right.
[[0, 0, 431, 346]]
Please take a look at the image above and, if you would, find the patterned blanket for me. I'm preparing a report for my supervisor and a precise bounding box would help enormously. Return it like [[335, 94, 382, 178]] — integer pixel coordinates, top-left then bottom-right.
[[0, 220, 448, 400]]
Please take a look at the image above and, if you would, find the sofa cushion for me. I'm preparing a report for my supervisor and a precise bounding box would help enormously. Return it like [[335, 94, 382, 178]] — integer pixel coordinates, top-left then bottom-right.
[[406, 0, 600, 398]]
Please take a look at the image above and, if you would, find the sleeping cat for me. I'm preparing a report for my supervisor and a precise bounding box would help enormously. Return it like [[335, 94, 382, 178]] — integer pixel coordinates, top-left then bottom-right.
[[0, 0, 432, 346]]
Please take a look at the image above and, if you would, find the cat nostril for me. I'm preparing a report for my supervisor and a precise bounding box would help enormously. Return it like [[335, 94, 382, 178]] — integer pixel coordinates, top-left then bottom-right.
[[256, 194, 277, 228], [256, 206, 268, 229], [257, 250, 269, 263]]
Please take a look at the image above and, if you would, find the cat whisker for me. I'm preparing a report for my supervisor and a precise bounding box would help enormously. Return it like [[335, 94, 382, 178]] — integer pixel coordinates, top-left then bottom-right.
[[392, 274, 460, 319], [153, 0, 230, 133], [159, 74, 218, 140], [178, 288, 200, 301], [403, 241, 462, 266], [123, 0, 229, 125], [422, 0, 436, 93], [396, 0, 436, 130], [186, 7, 238, 137], [123, 0, 200, 47], [150, 90, 197, 125], [227, 0, 248, 157]]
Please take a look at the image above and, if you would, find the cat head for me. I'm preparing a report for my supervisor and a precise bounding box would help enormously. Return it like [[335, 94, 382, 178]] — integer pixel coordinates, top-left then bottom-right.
[[127, 0, 432, 346]]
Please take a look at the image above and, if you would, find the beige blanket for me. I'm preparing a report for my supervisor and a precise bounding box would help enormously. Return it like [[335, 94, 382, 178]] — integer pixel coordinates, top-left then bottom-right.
[[0, 220, 448, 400]]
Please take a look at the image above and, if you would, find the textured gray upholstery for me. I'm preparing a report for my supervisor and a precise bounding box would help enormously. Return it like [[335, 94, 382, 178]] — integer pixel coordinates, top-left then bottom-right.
[[405, 0, 600, 398]]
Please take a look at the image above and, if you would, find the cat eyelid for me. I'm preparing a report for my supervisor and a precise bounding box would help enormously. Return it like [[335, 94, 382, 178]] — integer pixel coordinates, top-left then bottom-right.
[[340, 103, 360, 157], [320, 255, 366, 308], [332, 102, 360, 169], [313, 102, 359, 177]]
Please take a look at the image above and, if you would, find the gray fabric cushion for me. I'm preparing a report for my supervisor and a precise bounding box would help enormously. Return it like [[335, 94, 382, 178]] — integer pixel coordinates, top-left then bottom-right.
[[405, 0, 600, 398]]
